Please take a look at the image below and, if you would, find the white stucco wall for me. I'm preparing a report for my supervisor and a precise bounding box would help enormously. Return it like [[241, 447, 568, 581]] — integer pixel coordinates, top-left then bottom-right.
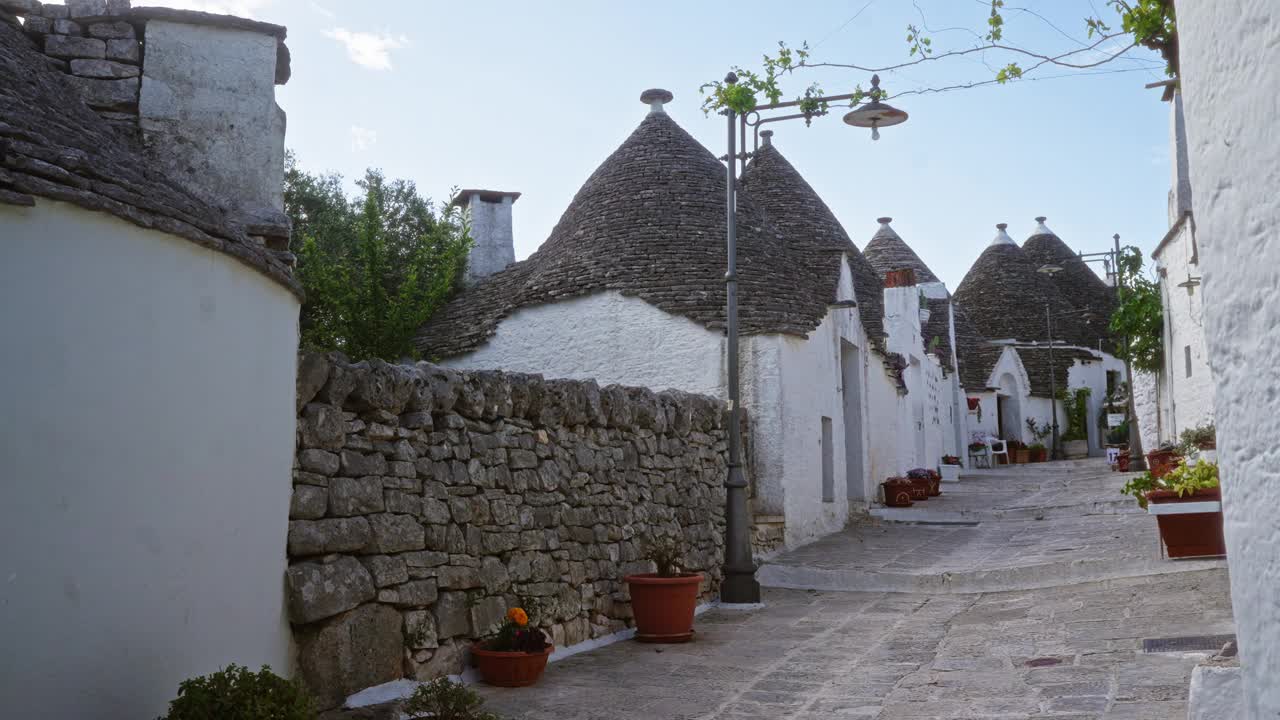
[[1178, 3, 1280, 715], [0, 202, 300, 720], [1154, 221, 1216, 442], [1131, 368, 1161, 453], [442, 290, 725, 397], [462, 194, 517, 285]]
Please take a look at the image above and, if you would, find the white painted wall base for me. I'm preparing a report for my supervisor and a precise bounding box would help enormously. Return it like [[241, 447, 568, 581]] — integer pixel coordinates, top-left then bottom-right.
[[1187, 663, 1245, 720]]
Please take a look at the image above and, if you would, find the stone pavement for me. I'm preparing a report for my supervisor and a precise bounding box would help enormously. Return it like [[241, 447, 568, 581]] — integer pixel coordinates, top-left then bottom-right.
[[468, 460, 1236, 719]]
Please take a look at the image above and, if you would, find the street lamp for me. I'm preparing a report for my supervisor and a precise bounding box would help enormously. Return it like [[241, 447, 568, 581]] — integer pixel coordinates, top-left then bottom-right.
[[718, 73, 908, 604], [1037, 264, 1065, 459]]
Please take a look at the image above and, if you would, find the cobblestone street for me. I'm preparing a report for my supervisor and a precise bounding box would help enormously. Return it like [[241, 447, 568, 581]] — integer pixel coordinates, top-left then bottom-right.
[[477, 461, 1234, 719]]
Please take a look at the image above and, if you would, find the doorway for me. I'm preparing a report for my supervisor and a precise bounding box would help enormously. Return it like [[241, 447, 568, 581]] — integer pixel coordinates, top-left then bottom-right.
[[840, 341, 865, 501]]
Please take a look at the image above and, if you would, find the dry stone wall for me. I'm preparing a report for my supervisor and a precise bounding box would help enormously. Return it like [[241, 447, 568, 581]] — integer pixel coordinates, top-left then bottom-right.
[[289, 353, 730, 709]]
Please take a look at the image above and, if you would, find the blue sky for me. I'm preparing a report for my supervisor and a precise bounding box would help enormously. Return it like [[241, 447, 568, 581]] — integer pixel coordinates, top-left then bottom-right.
[[164, 0, 1172, 290]]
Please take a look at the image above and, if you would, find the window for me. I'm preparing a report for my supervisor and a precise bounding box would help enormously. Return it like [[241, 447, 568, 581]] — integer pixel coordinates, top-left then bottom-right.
[[1185, 345, 1193, 378], [821, 417, 834, 503]]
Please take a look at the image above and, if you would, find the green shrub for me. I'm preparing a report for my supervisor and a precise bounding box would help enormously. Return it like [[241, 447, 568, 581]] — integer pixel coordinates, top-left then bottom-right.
[[404, 678, 500, 720], [158, 664, 314, 720]]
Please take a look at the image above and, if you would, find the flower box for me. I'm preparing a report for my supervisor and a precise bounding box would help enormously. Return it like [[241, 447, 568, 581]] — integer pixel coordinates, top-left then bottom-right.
[[1146, 488, 1227, 559], [939, 464, 961, 483]]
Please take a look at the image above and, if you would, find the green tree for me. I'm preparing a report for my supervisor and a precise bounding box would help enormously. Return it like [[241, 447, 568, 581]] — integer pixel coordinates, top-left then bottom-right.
[[284, 152, 471, 360], [1109, 246, 1164, 373]]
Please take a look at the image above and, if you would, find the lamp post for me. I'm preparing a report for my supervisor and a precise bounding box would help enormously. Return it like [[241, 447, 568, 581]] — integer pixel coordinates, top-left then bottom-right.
[[717, 73, 908, 604], [1037, 265, 1064, 459]]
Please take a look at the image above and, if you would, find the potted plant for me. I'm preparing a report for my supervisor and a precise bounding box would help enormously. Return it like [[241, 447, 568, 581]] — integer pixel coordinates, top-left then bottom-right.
[[1025, 419, 1051, 461], [471, 605, 553, 687], [1122, 459, 1225, 558], [1007, 440, 1029, 464], [906, 468, 935, 499], [1179, 423, 1217, 463], [1146, 441, 1183, 479], [625, 535, 702, 642], [940, 455, 961, 483], [882, 477, 914, 507], [1059, 388, 1092, 459]]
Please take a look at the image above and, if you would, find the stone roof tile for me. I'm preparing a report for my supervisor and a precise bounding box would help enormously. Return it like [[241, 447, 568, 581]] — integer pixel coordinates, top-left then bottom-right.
[[864, 218, 940, 284], [738, 143, 886, 352], [416, 112, 829, 358]]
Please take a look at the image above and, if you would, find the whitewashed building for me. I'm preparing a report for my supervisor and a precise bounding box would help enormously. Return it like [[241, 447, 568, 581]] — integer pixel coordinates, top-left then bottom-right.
[[0, 11, 300, 720], [953, 222, 1125, 455], [1133, 87, 1215, 451], [1177, 1, 1279, 714], [418, 95, 964, 550]]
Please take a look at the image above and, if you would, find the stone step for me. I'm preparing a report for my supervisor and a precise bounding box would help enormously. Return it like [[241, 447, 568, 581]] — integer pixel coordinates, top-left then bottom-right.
[[869, 498, 1139, 523], [758, 554, 1228, 595]]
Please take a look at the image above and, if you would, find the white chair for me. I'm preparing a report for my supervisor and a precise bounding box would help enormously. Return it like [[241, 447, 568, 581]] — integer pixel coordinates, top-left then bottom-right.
[[987, 438, 1009, 466]]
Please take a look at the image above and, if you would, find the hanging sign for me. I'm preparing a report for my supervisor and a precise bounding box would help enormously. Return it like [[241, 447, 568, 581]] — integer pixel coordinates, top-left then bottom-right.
[[1107, 413, 1126, 428]]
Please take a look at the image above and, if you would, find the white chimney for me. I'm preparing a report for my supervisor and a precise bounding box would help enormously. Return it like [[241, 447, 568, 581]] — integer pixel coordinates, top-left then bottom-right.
[[453, 189, 520, 285]]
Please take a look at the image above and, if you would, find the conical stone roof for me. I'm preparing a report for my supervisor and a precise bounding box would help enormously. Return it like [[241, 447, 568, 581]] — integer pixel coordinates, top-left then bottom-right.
[[417, 110, 828, 358], [953, 224, 1093, 348], [1021, 217, 1115, 349], [864, 218, 940, 284], [739, 142, 886, 351]]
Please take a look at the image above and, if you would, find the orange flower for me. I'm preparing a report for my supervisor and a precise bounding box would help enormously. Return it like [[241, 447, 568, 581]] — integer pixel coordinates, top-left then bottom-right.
[[507, 607, 528, 627]]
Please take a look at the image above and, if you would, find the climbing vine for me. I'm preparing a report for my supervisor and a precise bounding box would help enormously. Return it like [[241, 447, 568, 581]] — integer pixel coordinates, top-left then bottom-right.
[[700, 0, 1177, 115], [1109, 246, 1164, 374]]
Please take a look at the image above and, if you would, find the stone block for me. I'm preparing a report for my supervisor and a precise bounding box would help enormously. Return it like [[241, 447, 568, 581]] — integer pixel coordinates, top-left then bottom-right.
[[0, 0, 40, 15], [402, 550, 449, 568], [285, 556, 375, 624], [298, 448, 340, 476], [289, 485, 327, 520], [66, 0, 106, 18], [404, 610, 438, 649], [301, 403, 345, 450], [413, 640, 466, 681], [68, 58, 138, 78], [104, 37, 137, 63], [479, 555, 510, 593], [106, 0, 128, 13], [469, 595, 507, 637], [52, 18, 79, 34], [329, 476, 384, 516], [433, 591, 469, 638], [22, 14, 50, 33], [377, 579, 438, 607], [44, 34, 104, 59], [287, 517, 371, 556], [367, 513, 425, 553], [436, 565, 480, 590], [296, 352, 330, 411], [340, 449, 386, 477], [85, 19, 131, 38], [39, 3, 67, 18], [383, 489, 421, 515], [296, 603, 402, 710], [359, 554, 408, 588]]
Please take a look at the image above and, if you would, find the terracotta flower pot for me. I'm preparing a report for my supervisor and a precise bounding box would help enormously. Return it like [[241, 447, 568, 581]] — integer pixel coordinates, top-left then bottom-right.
[[882, 479, 914, 507], [1146, 487, 1226, 559], [1117, 451, 1131, 472], [926, 474, 941, 497], [471, 642, 553, 687], [1014, 449, 1030, 464], [1030, 448, 1047, 463], [908, 477, 930, 501], [1147, 449, 1183, 479], [626, 573, 702, 643]]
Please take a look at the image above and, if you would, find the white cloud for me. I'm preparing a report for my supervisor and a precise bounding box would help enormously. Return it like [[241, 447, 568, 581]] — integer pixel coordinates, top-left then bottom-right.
[[323, 28, 409, 71], [350, 125, 377, 151], [307, 1, 335, 19], [149, 0, 272, 17]]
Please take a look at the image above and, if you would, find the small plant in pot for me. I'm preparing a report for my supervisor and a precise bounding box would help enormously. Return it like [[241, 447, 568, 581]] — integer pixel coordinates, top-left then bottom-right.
[[625, 534, 702, 642], [471, 605, 553, 687], [1059, 388, 1092, 459], [1027, 443, 1047, 463], [939, 455, 961, 482], [1121, 458, 1225, 558], [1146, 441, 1183, 479], [1006, 440, 1029, 464], [907, 468, 939, 497], [1025, 418, 1052, 461], [882, 477, 914, 506], [1179, 423, 1217, 461]]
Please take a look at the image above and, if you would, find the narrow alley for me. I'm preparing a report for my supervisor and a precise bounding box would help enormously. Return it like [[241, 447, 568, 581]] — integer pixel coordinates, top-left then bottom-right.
[[477, 461, 1233, 719]]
